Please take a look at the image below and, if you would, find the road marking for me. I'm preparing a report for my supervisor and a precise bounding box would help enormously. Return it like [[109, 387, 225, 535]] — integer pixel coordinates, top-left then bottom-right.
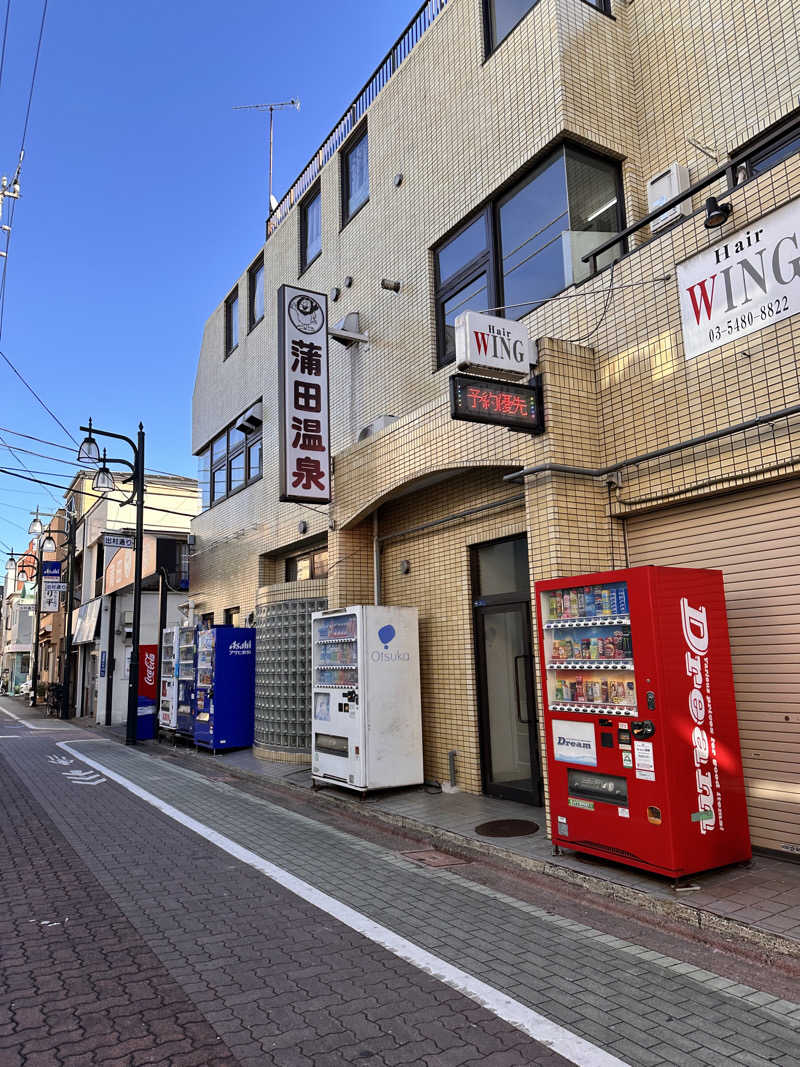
[[48, 755, 73, 765], [57, 741, 626, 1067], [63, 768, 106, 785], [0, 706, 47, 730]]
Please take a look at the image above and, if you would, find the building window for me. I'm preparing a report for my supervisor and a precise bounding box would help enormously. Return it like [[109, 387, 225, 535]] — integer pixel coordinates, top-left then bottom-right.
[[248, 255, 264, 330], [434, 144, 623, 367], [285, 546, 328, 582], [198, 404, 263, 510], [342, 127, 369, 225], [223, 606, 240, 627], [735, 111, 800, 182], [484, 0, 539, 54], [224, 288, 239, 356], [300, 186, 322, 272]]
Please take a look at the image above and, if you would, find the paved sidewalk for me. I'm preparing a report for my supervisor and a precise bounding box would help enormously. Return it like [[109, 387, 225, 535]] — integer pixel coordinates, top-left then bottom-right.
[[21, 729, 800, 1066], [132, 729, 800, 959]]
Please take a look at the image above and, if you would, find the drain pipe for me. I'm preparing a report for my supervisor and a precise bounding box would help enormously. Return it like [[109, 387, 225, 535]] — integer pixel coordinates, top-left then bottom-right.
[[373, 509, 380, 606]]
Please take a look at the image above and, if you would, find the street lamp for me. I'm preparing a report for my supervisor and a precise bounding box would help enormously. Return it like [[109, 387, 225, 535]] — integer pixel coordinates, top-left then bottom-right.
[[39, 520, 77, 720], [28, 508, 44, 538], [78, 418, 145, 745], [5, 544, 43, 705]]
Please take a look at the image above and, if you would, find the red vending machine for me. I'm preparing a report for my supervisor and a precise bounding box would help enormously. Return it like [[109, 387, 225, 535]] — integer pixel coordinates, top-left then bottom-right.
[[534, 566, 750, 878]]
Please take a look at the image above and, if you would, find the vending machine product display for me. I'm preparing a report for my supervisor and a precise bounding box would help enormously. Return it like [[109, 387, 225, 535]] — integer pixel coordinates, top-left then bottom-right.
[[193, 626, 255, 753], [176, 626, 196, 737], [158, 626, 179, 731], [311, 606, 422, 792], [535, 565, 750, 878]]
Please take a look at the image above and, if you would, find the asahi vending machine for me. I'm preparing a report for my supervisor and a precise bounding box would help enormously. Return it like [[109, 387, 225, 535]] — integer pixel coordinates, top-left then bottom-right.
[[534, 565, 750, 878], [311, 606, 422, 792]]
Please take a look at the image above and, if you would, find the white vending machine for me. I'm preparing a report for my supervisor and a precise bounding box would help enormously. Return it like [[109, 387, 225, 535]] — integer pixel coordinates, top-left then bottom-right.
[[311, 606, 422, 792], [158, 625, 179, 730]]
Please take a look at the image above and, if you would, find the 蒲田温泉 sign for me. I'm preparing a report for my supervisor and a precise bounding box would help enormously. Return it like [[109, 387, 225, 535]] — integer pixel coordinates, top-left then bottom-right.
[[677, 197, 800, 359], [278, 285, 330, 504]]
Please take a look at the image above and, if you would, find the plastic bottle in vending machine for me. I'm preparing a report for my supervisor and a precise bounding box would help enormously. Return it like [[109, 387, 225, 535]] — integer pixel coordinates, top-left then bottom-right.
[[554, 591, 564, 618], [609, 586, 618, 614], [569, 590, 580, 617], [626, 681, 635, 706], [554, 677, 564, 702], [601, 588, 611, 615], [601, 679, 609, 703], [594, 587, 604, 614], [584, 587, 595, 617], [575, 676, 584, 702], [577, 588, 585, 616], [589, 637, 599, 660], [617, 584, 629, 614]]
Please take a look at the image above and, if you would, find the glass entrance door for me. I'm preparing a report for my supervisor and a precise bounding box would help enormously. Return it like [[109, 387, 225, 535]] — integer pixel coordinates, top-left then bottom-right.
[[472, 536, 542, 805]]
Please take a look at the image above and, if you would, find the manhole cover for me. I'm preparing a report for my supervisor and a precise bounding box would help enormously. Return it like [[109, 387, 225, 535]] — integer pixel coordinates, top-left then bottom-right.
[[474, 819, 539, 838], [401, 849, 469, 868]]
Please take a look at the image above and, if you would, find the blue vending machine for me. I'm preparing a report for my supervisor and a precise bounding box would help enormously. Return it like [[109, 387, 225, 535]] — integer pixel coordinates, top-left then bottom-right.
[[176, 625, 196, 738], [193, 626, 255, 753]]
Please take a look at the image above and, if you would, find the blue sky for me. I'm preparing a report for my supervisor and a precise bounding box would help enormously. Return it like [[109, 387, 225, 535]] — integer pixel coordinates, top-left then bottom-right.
[[0, 0, 413, 553]]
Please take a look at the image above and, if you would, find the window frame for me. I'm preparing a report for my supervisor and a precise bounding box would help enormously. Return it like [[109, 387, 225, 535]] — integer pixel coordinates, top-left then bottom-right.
[[198, 404, 263, 511], [299, 182, 322, 274], [341, 122, 369, 228], [224, 287, 239, 357], [248, 253, 264, 332], [285, 545, 328, 583], [433, 141, 624, 369], [733, 109, 800, 183], [434, 208, 497, 369], [482, 0, 540, 57]]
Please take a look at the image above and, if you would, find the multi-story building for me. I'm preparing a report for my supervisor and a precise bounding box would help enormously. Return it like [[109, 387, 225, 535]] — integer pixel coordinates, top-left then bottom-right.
[[191, 0, 800, 855], [65, 471, 199, 721]]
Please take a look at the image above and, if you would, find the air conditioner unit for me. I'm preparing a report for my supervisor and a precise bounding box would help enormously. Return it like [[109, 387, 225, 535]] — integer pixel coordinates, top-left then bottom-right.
[[357, 414, 398, 443], [235, 401, 263, 435], [647, 163, 691, 231]]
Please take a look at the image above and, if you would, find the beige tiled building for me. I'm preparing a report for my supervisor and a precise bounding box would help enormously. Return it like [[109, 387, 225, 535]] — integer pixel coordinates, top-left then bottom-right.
[[191, 0, 800, 856]]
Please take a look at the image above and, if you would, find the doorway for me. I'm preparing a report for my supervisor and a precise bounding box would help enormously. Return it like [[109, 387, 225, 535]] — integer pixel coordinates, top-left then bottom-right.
[[472, 535, 542, 805]]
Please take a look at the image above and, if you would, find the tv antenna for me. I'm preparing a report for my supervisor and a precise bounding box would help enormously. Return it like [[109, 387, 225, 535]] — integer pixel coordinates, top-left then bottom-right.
[[233, 99, 301, 215]]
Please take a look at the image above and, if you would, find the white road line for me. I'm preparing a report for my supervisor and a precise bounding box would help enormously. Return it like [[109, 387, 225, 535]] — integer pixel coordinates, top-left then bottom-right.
[[0, 706, 47, 729], [57, 741, 626, 1067]]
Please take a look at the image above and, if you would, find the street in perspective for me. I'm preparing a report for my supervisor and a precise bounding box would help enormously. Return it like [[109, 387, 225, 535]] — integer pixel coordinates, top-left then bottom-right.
[[1, 0, 800, 1064]]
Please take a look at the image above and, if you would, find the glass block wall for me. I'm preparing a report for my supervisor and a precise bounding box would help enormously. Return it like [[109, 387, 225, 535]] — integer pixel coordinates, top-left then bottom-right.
[[255, 597, 327, 751]]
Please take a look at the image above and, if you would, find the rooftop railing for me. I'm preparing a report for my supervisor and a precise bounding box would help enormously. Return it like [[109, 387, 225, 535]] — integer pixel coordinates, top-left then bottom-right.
[[266, 0, 450, 240]]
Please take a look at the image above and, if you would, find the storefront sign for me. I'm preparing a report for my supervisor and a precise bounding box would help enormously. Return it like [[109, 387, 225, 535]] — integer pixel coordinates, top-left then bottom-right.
[[454, 311, 533, 375], [449, 373, 544, 434], [552, 719, 597, 766], [42, 561, 62, 581], [677, 197, 800, 359], [71, 598, 102, 645], [278, 285, 330, 503], [104, 533, 135, 549], [42, 585, 62, 613], [138, 644, 158, 703], [103, 536, 157, 595], [100, 651, 106, 678]]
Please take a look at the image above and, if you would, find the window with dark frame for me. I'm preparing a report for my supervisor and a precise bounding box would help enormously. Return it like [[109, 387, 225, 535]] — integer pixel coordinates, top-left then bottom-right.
[[300, 185, 322, 272], [224, 288, 239, 356], [196, 404, 263, 511], [342, 126, 369, 225], [735, 111, 800, 182], [248, 254, 264, 330], [223, 606, 241, 627], [285, 546, 328, 582], [483, 0, 539, 54], [433, 143, 624, 368]]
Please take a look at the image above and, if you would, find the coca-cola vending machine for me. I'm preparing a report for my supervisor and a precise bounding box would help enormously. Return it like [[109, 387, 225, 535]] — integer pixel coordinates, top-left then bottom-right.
[[534, 565, 750, 878], [136, 643, 159, 740]]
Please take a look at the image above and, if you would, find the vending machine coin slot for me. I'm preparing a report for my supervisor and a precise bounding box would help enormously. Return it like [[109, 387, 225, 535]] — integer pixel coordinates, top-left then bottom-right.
[[631, 719, 655, 740], [646, 691, 656, 710]]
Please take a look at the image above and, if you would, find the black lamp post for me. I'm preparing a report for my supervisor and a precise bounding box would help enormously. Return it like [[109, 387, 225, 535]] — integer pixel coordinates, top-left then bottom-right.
[[40, 517, 77, 720], [6, 544, 43, 704], [77, 419, 145, 745]]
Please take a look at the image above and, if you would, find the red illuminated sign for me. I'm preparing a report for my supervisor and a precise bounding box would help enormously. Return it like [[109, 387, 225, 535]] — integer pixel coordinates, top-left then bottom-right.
[[449, 373, 544, 434]]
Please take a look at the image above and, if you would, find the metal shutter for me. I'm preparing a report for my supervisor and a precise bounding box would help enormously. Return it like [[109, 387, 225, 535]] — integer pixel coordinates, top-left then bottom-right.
[[627, 480, 800, 857]]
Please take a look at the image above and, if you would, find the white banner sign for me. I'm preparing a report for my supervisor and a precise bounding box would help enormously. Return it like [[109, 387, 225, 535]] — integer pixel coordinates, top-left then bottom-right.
[[552, 719, 597, 767], [278, 285, 330, 503], [104, 533, 135, 549], [677, 197, 800, 359], [42, 584, 61, 612], [455, 310, 533, 375]]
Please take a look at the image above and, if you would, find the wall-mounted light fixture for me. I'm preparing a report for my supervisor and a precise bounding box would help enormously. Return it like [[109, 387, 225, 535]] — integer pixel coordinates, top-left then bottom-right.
[[381, 278, 401, 293], [394, 173, 404, 187], [399, 559, 411, 575], [298, 520, 308, 535], [704, 196, 732, 229], [344, 276, 353, 288], [330, 286, 341, 302]]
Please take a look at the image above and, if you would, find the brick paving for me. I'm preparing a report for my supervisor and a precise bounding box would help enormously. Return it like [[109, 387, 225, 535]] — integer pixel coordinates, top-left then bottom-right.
[[0, 721, 568, 1066], [2, 701, 800, 1066]]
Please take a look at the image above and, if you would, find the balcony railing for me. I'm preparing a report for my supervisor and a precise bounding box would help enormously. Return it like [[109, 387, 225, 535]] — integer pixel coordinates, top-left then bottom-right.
[[266, 0, 450, 241]]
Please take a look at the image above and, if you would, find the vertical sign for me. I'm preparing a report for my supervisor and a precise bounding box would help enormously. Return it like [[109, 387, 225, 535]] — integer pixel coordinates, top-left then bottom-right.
[[278, 285, 330, 503], [138, 644, 158, 704]]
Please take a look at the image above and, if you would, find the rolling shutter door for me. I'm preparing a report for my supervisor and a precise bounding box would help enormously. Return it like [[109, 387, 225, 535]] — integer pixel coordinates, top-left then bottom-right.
[[627, 480, 800, 857]]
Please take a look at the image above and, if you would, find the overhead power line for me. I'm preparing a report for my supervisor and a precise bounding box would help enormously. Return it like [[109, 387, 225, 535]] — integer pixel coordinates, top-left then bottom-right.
[[19, 0, 48, 155], [0, 0, 10, 92], [0, 348, 79, 446]]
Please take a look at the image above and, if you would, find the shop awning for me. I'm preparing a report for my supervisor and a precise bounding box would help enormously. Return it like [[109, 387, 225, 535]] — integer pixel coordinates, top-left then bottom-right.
[[71, 598, 102, 645]]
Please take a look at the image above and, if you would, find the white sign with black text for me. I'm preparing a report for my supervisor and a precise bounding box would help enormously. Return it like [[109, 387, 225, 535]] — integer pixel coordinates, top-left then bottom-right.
[[677, 197, 800, 359], [454, 310, 534, 376], [552, 719, 597, 767], [278, 285, 330, 504], [42, 584, 61, 613]]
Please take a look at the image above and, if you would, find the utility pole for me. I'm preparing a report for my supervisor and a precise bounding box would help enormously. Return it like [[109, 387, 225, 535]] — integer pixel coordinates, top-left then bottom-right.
[[232, 99, 300, 214]]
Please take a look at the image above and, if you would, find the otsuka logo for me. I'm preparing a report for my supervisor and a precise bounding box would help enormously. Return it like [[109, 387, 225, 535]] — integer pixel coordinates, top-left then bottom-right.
[[681, 597, 717, 834], [371, 624, 409, 663], [684, 227, 800, 325]]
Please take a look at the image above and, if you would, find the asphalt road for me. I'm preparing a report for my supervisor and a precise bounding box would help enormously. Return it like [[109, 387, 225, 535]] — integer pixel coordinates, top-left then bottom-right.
[[1, 699, 799, 1067]]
